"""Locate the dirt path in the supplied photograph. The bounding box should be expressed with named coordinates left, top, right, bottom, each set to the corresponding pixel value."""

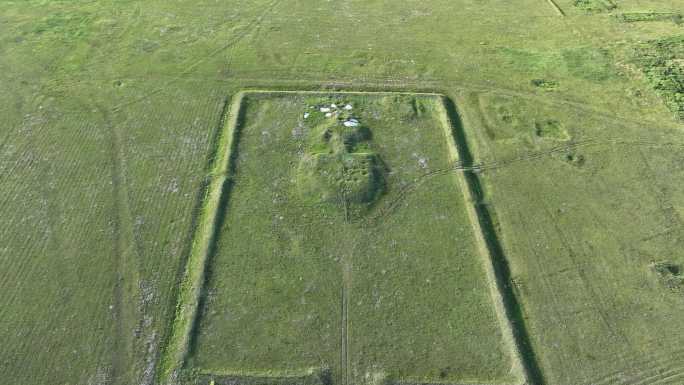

left=99, top=104, right=142, bottom=384
left=340, top=201, right=352, bottom=385
left=340, top=269, right=351, bottom=385
left=545, top=0, right=565, bottom=16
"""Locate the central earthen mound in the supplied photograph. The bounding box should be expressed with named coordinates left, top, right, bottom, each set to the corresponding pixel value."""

left=296, top=119, right=384, bottom=210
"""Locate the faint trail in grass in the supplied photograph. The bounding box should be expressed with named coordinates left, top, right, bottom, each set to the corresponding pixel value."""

left=180, top=0, right=282, bottom=76
left=340, top=200, right=352, bottom=385
left=53, top=72, right=681, bottom=134
left=540, top=202, right=631, bottom=344
left=589, top=347, right=684, bottom=385
left=636, top=147, right=684, bottom=230
left=112, top=0, right=282, bottom=113
left=98, top=104, right=142, bottom=384
left=390, top=381, right=509, bottom=385
left=477, top=139, right=684, bottom=172
left=103, top=105, right=127, bottom=384
left=0, top=130, right=12, bottom=158
left=340, top=276, right=350, bottom=385
left=368, top=137, right=684, bottom=225
left=226, top=75, right=668, bottom=130
left=82, top=4, right=141, bottom=78
left=636, top=365, right=684, bottom=385
left=545, top=0, right=566, bottom=16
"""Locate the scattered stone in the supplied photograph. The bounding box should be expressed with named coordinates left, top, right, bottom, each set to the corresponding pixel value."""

left=344, top=104, right=353, bottom=110
left=303, top=112, right=310, bottom=119
left=343, top=118, right=360, bottom=127
left=320, top=107, right=331, bottom=113
left=325, top=112, right=333, bottom=118
left=330, top=103, right=337, bottom=109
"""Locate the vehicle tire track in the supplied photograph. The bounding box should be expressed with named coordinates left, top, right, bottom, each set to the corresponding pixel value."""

left=111, top=0, right=283, bottom=114
left=540, top=202, right=630, bottom=345
left=584, top=339, right=684, bottom=385
left=365, top=137, right=684, bottom=227
left=99, top=104, right=143, bottom=385
left=340, top=275, right=350, bottom=385
left=589, top=347, right=684, bottom=385
left=545, top=0, right=566, bottom=16
left=340, top=200, right=353, bottom=385
left=651, top=371, right=684, bottom=385
left=50, top=72, right=683, bottom=133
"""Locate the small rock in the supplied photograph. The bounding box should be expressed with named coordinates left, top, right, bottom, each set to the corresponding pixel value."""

left=343, top=118, right=360, bottom=127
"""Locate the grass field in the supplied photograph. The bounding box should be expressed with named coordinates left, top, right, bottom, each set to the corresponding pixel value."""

left=181, top=92, right=522, bottom=385
left=1, top=0, right=684, bottom=384
left=457, top=91, right=684, bottom=385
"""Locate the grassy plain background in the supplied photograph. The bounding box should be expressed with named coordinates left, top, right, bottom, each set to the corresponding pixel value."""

left=1, top=0, right=684, bottom=384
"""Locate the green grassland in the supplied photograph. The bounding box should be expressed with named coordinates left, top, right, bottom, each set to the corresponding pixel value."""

left=1, top=0, right=684, bottom=384
left=186, top=93, right=519, bottom=385
left=457, top=91, right=684, bottom=385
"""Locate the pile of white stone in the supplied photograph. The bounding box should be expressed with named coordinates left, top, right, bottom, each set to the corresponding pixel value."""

left=343, top=118, right=359, bottom=127
left=303, top=102, right=359, bottom=127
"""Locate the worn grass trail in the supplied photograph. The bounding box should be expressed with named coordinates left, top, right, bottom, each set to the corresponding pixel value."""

left=545, top=0, right=565, bottom=16
left=340, top=263, right=351, bottom=385
left=100, top=103, right=141, bottom=384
